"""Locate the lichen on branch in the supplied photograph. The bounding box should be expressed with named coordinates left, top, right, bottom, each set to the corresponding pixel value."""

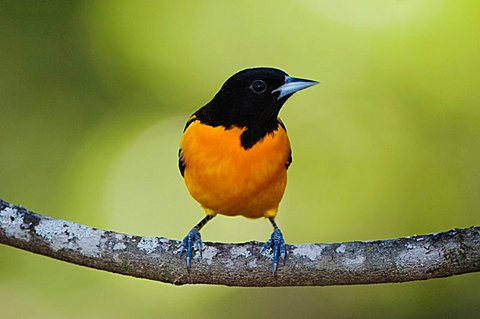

left=1, top=198, right=479, bottom=287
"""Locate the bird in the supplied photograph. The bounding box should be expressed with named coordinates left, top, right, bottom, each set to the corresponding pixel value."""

left=177, top=67, right=318, bottom=272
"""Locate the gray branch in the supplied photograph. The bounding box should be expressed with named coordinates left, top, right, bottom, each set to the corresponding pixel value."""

left=1, top=198, right=479, bottom=287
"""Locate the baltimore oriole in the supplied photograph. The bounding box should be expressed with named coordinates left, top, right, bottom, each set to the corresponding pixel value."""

left=177, top=67, right=318, bottom=271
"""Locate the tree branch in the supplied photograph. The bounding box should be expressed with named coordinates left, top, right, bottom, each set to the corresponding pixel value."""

left=1, top=198, right=479, bottom=287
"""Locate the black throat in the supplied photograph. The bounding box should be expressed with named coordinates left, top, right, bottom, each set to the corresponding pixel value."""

left=193, top=104, right=280, bottom=150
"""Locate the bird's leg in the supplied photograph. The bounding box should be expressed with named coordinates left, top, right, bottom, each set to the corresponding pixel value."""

left=260, top=217, right=287, bottom=273
left=177, top=214, right=215, bottom=268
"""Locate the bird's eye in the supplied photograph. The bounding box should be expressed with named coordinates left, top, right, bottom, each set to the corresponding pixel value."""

left=250, top=80, right=267, bottom=94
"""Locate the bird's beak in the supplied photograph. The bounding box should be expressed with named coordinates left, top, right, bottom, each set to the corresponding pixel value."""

left=272, top=75, right=319, bottom=100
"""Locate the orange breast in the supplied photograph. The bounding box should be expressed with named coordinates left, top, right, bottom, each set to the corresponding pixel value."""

left=180, top=120, right=290, bottom=219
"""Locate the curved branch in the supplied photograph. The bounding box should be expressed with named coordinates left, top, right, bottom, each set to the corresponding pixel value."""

left=1, top=198, right=479, bottom=287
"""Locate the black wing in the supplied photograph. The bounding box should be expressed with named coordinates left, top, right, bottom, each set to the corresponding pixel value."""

left=277, top=118, right=292, bottom=170
left=178, top=115, right=197, bottom=177
left=286, top=148, right=292, bottom=169
left=178, top=149, right=186, bottom=177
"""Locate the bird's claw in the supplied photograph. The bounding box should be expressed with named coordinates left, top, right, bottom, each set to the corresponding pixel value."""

left=176, top=228, right=203, bottom=268
left=261, top=228, right=286, bottom=273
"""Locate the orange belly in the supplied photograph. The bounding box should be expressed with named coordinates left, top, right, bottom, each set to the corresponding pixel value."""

left=180, top=120, right=290, bottom=219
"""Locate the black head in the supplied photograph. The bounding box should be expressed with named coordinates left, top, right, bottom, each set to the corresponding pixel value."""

left=196, top=67, right=318, bottom=128
left=193, top=67, right=318, bottom=148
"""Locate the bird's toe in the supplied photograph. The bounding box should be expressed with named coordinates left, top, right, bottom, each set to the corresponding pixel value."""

left=261, top=228, right=286, bottom=273
left=177, top=228, right=203, bottom=268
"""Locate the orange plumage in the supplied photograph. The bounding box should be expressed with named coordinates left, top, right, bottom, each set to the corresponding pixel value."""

left=181, top=117, right=290, bottom=219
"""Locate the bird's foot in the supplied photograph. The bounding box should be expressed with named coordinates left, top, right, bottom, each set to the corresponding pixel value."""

left=176, top=228, right=203, bottom=268
left=260, top=228, right=286, bottom=273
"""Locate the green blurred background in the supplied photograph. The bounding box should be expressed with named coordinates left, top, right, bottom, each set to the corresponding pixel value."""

left=1, top=1, right=479, bottom=318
